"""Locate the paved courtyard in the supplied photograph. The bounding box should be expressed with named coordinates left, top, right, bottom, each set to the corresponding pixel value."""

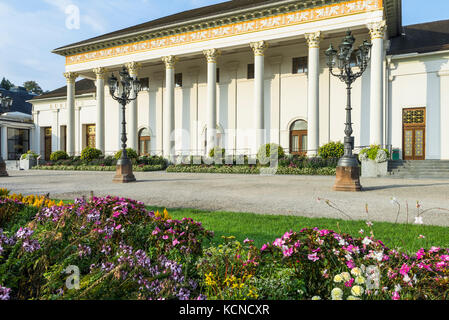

left=2, top=170, right=449, bottom=226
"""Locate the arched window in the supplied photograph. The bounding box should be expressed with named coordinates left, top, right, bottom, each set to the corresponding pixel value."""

left=290, top=120, right=308, bottom=155
left=138, top=128, right=151, bottom=156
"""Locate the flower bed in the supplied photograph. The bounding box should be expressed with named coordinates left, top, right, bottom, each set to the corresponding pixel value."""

left=33, top=164, right=165, bottom=172
left=167, top=165, right=336, bottom=176
left=1, top=192, right=448, bottom=300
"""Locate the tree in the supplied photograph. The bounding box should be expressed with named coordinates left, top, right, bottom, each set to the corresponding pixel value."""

left=23, top=81, right=44, bottom=95
left=0, top=78, right=14, bottom=90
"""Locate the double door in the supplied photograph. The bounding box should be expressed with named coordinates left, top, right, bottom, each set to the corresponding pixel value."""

left=403, top=108, right=426, bottom=161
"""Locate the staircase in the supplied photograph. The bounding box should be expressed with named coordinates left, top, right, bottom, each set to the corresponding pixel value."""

left=389, top=160, right=449, bottom=179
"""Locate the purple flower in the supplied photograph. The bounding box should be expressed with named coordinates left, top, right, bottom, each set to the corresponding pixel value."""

left=0, top=286, right=11, bottom=300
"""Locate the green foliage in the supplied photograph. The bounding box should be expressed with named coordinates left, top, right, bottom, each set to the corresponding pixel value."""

left=208, top=147, right=226, bottom=158
left=0, top=77, right=14, bottom=90
left=23, top=81, right=43, bottom=95
left=80, top=147, right=102, bottom=162
left=359, top=145, right=390, bottom=162
left=115, top=148, right=138, bottom=160
left=20, top=151, right=39, bottom=160
left=318, top=141, right=344, bottom=160
left=33, top=164, right=164, bottom=172
left=50, top=151, right=69, bottom=162
left=257, top=144, right=285, bottom=164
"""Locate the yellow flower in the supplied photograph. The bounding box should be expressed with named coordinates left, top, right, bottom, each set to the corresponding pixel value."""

left=341, top=272, right=351, bottom=282
left=355, top=276, right=366, bottom=285
left=331, top=288, right=343, bottom=300
left=312, top=296, right=321, bottom=300
left=347, top=295, right=361, bottom=300
left=351, top=285, right=364, bottom=297
left=334, top=274, right=343, bottom=283
left=351, top=267, right=362, bottom=277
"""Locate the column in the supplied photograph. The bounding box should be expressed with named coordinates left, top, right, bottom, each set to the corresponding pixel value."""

left=250, top=41, right=268, bottom=154
left=162, top=56, right=177, bottom=159
left=0, top=126, right=6, bottom=159
left=93, top=67, right=108, bottom=154
left=203, top=49, right=221, bottom=153
left=305, top=31, right=321, bottom=156
left=368, top=20, right=387, bottom=146
left=52, top=110, right=59, bottom=151
left=76, top=105, right=81, bottom=154
left=126, top=62, right=141, bottom=152
left=63, top=72, right=78, bottom=156
left=32, top=111, right=41, bottom=157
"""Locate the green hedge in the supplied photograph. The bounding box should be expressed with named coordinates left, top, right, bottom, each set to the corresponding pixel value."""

left=33, top=164, right=164, bottom=172
left=167, top=165, right=336, bottom=176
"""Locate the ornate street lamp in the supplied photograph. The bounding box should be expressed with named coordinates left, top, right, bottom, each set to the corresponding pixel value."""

left=325, top=31, right=372, bottom=192
left=0, top=91, right=13, bottom=177
left=108, top=67, right=142, bottom=183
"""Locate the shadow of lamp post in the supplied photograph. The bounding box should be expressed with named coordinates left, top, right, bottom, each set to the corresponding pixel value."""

left=325, top=31, right=372, bottom=192
left=0, top=92, right=13, bottom=177
left=108, top=67, right=141, bottom=183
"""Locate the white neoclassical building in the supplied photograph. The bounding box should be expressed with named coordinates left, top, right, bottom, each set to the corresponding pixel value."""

left=29, top=0, right=449, bottom=161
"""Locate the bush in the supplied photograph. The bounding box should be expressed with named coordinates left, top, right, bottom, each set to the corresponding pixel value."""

left=208, top=147, right=226, bottom=158
left=318, top=142, right=344, bottom=160
left=257, top=144, right=285, bottom=165
left=359, top=145, right=390, bottom=163
left=50, top=151, right=69, bottom=162
left=115, top=148, right=138, bottom=160
left=20, top=151, right=39, bottom=160
left=80, top=147, right=102, bottom=162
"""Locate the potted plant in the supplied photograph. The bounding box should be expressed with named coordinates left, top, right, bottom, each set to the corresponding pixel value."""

left=20, top=151, right=39, bottom=170
left=359, top=145, right=390, bottom=178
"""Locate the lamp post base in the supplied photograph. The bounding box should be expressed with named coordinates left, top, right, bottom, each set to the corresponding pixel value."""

left=0, top=160, right=8, bottom=177
left=113, top=159, right=136, bottom=183
left=333, top=166, right=362, bottom=192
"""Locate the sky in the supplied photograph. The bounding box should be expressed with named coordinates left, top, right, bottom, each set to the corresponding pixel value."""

left=0, top=0, right=448, bottom=92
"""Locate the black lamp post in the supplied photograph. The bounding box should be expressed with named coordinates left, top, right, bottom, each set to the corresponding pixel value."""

left=0, top=92, right=13, bottom=177
left=325, top=31, right=372, bottom=192
left=108, top=67, right=141, bottom=183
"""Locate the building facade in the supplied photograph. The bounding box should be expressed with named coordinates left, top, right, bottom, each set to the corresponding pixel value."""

left=29, top=0, right=449, bottom=161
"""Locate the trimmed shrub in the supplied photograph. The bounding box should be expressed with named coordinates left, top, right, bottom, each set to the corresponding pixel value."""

left=115, top=148, right=138, bottom=160
left=50, top=151, right=69, bottom=162
left=80, top=147, right=102, bottom=162
left=20, top=151, right=39, bottom=160
left=209, top=147, right=226, bottom=158
left=359, top=145, right=390, bottom=163
left=318, top=142, right=344, bottom=160
left=257, top=144, right=285, bottom=164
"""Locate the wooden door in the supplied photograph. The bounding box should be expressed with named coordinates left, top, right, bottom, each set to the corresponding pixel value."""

left=139, top=136, right=150, bottom=156
left=86, top=125, right=96, bottom=149
left=44, top=127, right=52, bottom=161
left=403, top=108, right=426, bottom=160
left=290, top=130, right=308, bottom=156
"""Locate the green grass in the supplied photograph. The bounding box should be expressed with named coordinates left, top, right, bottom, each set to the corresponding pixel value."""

left=147, top=206, right=449, bottom=254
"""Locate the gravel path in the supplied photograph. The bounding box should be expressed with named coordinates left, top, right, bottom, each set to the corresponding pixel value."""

left=2, top=170, right=449, bottom=226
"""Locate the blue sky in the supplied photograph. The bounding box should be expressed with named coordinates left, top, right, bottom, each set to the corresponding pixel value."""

left=0, top=0, right=448, bottom=92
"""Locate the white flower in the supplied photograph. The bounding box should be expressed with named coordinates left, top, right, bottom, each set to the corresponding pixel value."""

left=362, top=237, right=373, bottom=245
left=375, top=149, right=388, bottom=163
left=394, top=284, right=402, bottom=292
left=359, top=152, right=368, bottom=161
left=414, top=216, right=424, bottom=225
left=312, top=296, right=321, bottom=300
left=403, top=275, right=411, bottom=283
left=339, top=239, right=348, bottom=246
left=374, top=251, right=384, bottom=262
left=331, top=288, right=344, bottom=300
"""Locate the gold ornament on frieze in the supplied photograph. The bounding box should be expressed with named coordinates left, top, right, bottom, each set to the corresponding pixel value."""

left=250, top=41, right=269, bottom=56
left=125, top=62, right=142, bottom=76
left=63, top=72, right=79, bottom=84
left=93, top=67, right=108, bottom=80
left=305, top=31, right=322, bottom=49
left=368, top=20, right=387, bottom=40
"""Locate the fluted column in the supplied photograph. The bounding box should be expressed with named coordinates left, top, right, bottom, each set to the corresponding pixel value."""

left=63, top=72, right=78, bottom=156
left=305, top=31, right=321, bottom=156
left=203, top=49, right=221, bottom=153
left=162, top=56, right=177, bottom=159
left=250, top=41, right=268, bottom=154
left=93, top=67, right=107, bottom=154
left=126, top=62, right=141, bottom=151
left=368, top=21, right=387, bottom=146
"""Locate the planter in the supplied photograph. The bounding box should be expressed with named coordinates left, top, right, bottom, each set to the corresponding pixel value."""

left=361, top=159, right=388, bottom=178
left=19, top=158, right=37, bottom=170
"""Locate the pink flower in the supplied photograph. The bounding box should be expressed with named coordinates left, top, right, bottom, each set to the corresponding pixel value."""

left=115, top=225, right=122, bottom=230
left=273, top=238, right=285, bottom=248
left=429, top=246, right=441, bottom=253
left=162, top=235, right=169, bottom=240
left=261, top=244, right=269, bottom=251
left=344, top=279, right=354, bottom=287
left=282, top=231, right=293, bottom=240
left=308, top=253, right=320, bottom=262
left=346, top=260, right=356, bottom=269
left=392, top=291, right=400, bottom=300
left=399, top=264, right=411, bottom=276
left=172, top=239, right=180, bottom=246
left=283, top=247, right=294, bottom=257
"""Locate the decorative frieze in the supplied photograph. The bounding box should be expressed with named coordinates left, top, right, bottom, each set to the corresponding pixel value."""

left=305, top=31, right=322, bottom=49
left=251, top=41, right=269, bottom=56
left=203, top=49, right=221, bottom=64
left=368, top=20, right=387, bottom=40
left=162, top=56, right=178, bottom=69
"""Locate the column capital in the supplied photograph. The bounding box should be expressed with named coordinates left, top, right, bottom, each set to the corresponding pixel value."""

left=93, top=67, right=109, bottom=80
left=125, top=62, right=142, bottom=76
left=368, top=20, right=387, bottom=40
left=250, top=41, right=269, bottom=56
left=203, top=49, right=221, bottom=63
left=162, top=56, right=178, bottom=69
left=63, top=72, right=79, bottom=84
left=305, top=31, right=322, bottom=49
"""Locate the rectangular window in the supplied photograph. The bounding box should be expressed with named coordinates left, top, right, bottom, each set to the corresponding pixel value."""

left=216, top=68, right=220, bottom=83
left=292, top=57, right=308, bottom=74
left=7, top=128, right=30, bottom=160
left=140, top=77, right=149, bottom=90
left=247, top=64, right=255, bottom=79
left=175, top=73, right=183, bottom=87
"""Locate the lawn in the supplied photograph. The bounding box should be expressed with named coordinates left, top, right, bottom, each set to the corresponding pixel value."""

left=147, top=206, right=449, bottom=254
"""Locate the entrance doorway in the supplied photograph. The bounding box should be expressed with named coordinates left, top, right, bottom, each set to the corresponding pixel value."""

left=86, top=125, right=96, bottom=149
left=402, top=108, right=426, bottom=160
left=290, top=120, right=308, bottom=156
left=44, top=127, right=52, bottom=161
